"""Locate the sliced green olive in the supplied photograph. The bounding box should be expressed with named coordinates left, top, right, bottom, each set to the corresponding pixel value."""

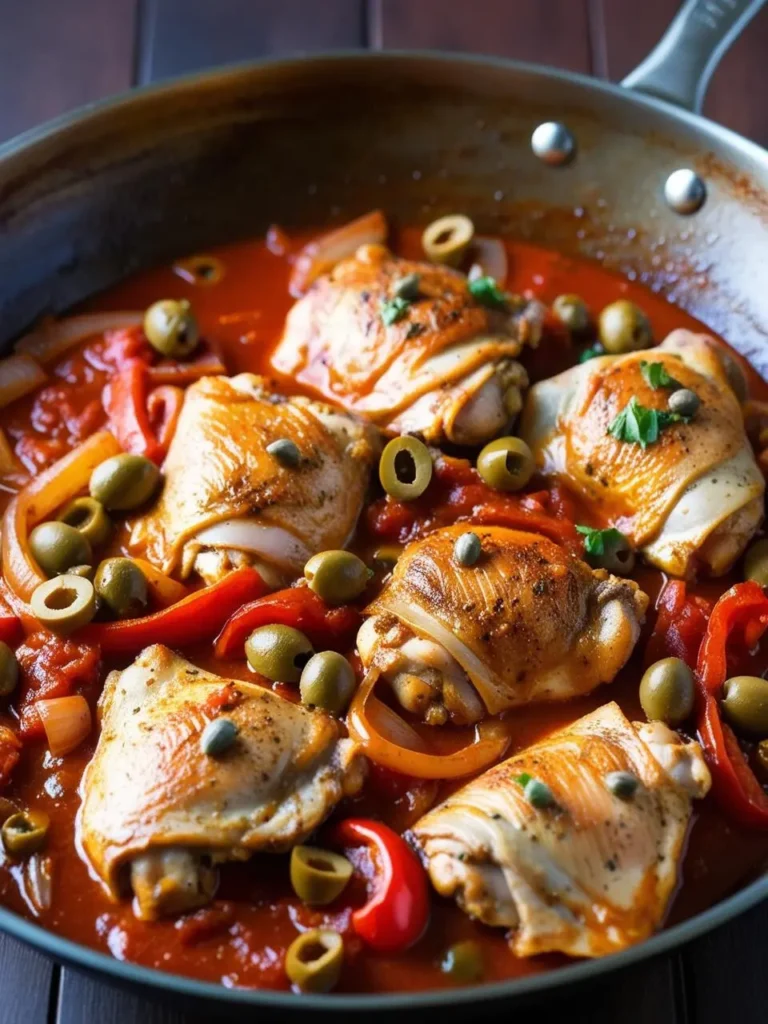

left=598, top=300, right=652, bottom=354
left=0, top=643, right=19, bottom=698
left=421, top=214, right=474, bottom=266
left=89, top=453, right=161, bottom=511
left=29, top=521, right=92, bottom=578
left=454, top=532, right=481, bottom=567
left=744, top=538, right=768, bottom=588
left=143, top=298, right=200, bottom=358
left=245, top=624, right=314, bottom=683
left=299, top=651, right=356, bottom=714
left=441, top=940, right=484, bottom=984
left=285, top=928, right=344, bottom=993
left=1, top=810, right=49, bottom=857
left=290, top=845, right=353, bottom=906
left=304, top=550, right=369, bottom=605
left=668, top=388, right=700, bottom=418
left=722, top=676, right=768, bottom=737
left=604, top=770, right=639, bottom=800
left=58, top=497, right=112, bottom=548
left=94, top=558, right=148, bottom=619
left=200, top=717, right=238, bottom=756
left=476, top=436, right=534, bottom=492
left=639, top=657, right=694, bottom=726
left=552, top=294, right=590, bottom=334
left=379, top=436, right=433, bottom=501
left=30, top=575, right=96, bottom=635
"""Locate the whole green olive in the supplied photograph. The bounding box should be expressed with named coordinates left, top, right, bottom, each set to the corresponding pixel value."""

left=639, top=657, right=695, bottom=726
left=143, top=298, right=200, bottom=358
left=744, top=538, right=768, bottom=588
left=441, top=940, right=484, bottom=984
left=722, top=676, right=768, bottom=737
left=598, top=300, right=652, bottom=354
left=476, top=436, right=534, bottom=492
left=30, top=575, right=96, bottom=635
left=29, top=521, right=92, bottom=577
left=245, top=624, right=314, bottom=683
left=299, top=651, right=356, bottom=714
left=89, top=453, right=161, bottom=511
left=1, top=810, right=49, bottom=857
left=285, top=929, right=344, bottom=993
left=0, top=643, right=19, bottom=698
left=552, top=294, right=590, bottom=334
left=94, top=558, right=148, bottom=619
left=290, top=845, right=353, bottom=906
left=58, top=496, right=112, bottom=548
left=379, top=436, right=433, bottom=501
left=304, top=550, right=370, bottom=605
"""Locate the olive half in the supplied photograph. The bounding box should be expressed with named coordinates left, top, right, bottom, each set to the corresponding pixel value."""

left=285, top=929, right=344, bottom=993
left=290, top=845, right=353, bottom=906
left=30, top=575, right=96, bottom=635
left=379, top=436, right=433, bottom=501
left=476, top=436, right=534, bottom=492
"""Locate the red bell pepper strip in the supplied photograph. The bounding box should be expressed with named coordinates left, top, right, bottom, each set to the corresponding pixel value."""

left=80, top=566, right=268, bottom=654
left=695, top=581, right=768, bottom=829
left=102, top=359, right=164, bottom=464
left=214, top=586, right=361, bottom=659
left=645, top=580, right=712, bottom=669
left=0, top=615, right=21, bottom=646
left=331, top=818, right=429, bottom=953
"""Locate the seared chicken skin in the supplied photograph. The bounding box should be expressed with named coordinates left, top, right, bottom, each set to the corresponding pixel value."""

left=358, top=526, right=648, bottom=725
left=271, top=244, right=542, bottom=445
left=520, top=330, right=764, bottom=577
left=130, top=373, right=379, bottom=586
left=411, top=702, right=711, bottom=958
left=77, top=646, right=365, bottom=920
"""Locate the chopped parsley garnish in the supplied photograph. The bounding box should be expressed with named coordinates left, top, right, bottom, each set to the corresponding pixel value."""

left=579, top=343, right=604, bottom=363
left=576, top=525, right=628, bottom=558
left=381, top=295, right=411, bottom=326
left=607, top=397, right=688, bottom=449
left=468, top=275, right=510, bottom=310
left=640, top=360, right=679, bottom=390
left=514, top=772, right=532, bottom=787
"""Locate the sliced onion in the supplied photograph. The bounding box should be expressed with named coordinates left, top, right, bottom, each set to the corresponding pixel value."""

left=131, top=558, right=189, bottom=607
left=22, top=854, right=53, bottom=914
left=0, top=355, right=47, bottom=409
left=15, top=312, right=143, bottom=365
left=347, top=668, right=510, bottom=779
left=366, top=695, right=427, bottom=752
left=37, top=695, right=92, bottom=756
left=468, top=236, right=508, bottom=285
left=289, top=210, right=388, bottom=297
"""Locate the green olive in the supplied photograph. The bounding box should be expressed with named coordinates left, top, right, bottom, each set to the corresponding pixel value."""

left=285, top=928, right=344, bottom=993
left=441, top=940, right=484, bottom=984
left=299, top=651, right=356, bottom=714
left=245, top=624, right=314, bottom=683
left=422, top=214, right=474, bottom=266
left=58, top=496, right=112, bottom=548
left=1, top=810, right=49, bottom=857
left=89, top=453, right=161, bottom=511
left=552, top=294, right=590, bottom=334
left=598, top=300, right=652, bottom=354
left=722, top=676, right=768, bottom=737
left=744, top=538, right=768, bottom=587
left=379, top=436, right=433, bottom=501
left=639, top=657, right=695, bottom=726
left=29, top=521, right=92, bottom=578
left=290, top=845, right=353, bottom=906
left=0, top=643, right=19, bottom=698
left=94, top=558, right=148, bottom=619
left=304, top=550, right=369, bottom=605
left=30, top=575, right=96, bottom=635
left=476, top=436, right=534, bottom=492
left=143, top=298, right=200, bottom=358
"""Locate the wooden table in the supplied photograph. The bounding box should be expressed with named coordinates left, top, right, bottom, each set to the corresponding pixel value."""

left=0, top=1, right=767, bottom=1021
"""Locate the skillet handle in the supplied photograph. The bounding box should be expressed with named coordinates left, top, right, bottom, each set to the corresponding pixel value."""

left=622, top=0, right=766, bottom=112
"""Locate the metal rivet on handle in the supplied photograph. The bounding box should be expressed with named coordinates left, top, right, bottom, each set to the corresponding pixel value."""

left=531, top=122, right=575, bottom=166
left=664, top=169, right=707, bottom=214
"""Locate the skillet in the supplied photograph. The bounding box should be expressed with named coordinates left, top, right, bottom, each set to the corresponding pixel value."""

left=0, top=0, right=767, bottom=1016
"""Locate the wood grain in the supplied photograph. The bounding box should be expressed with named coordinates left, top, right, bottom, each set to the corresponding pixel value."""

left=0, top=933, right=55, bottom=1024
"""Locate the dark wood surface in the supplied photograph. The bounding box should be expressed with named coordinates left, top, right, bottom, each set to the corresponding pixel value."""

left=0, top=1, right=766, bottom=1021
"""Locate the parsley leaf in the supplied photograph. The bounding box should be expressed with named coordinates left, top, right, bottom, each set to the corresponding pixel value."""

left=640, top=360, right=679, bottom=390
left=514, top=772, right=532, bottom=787
left=468, top=275, right=510, bottom=310
left=607, top=397, right=688, bottom=449
left=381, top=296, right=411, bottom=326
left=576, top=525, right=628, bottom=557
left=579, top=343, right=604, bottom=363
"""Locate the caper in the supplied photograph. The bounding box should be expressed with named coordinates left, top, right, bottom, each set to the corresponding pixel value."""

left=143, top=298, right=200, bottom=358
left=744, top=538, right=768, bottom=588
left=668, top=388, right=700, bottom=418
left=304, top=550, right=369, bottom=605
left=58, top=496, right=112, bottom=548
left=441, top=940, right=484, bottom=984
left=422, top=214, right=474, bottom=266
left=639, top=657, right=695, bottom=726
left=285, top=928, right=344, bottom=993
left=290, top=845, right=353, bottom=906
left=476, top=436, right=534, bottom=492
left=266, top=438, right=301, bottom=468
left=94, top=558, right=148, bottom=619
left=30, top=575, right=96, bottom=635
left=719, top=348, right=748, bottom=402
left=552, top=294, right=590, bottom=334
left=605, top=770, right=639, bottom=800
left=200, top=717, right=238, bottom=757
left=379, top=435, right=433, bottom=501
left=454, top=532, right=481, bottom=567
left=392, top=273, right=421, bottom=301
left=299, top=651, right=356, bottom=714
left=1, top=810, right=49, bottom=857
left=29, top=521, right=92, bottom=578
left=245, top=624, right=314, bottom=683
left=89, top=453, right=161, bottom=511
left=598, top=300, right=652, bottom=354
left=524, top=777, right=556, bottom=810
left=0, top=643, right=19, bottom=698
left=722, top=676, right=768, bottom=737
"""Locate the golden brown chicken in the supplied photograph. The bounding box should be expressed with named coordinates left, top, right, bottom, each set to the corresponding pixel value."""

left=411, top=702, right=710, bottom=958
left=520, top=329, right=764, bottom=577
left=77, top=646, right=365, bottom=920
left=271, top=243, right=542, bottom=445
left=130, top=373, right=380, bottom=586
left=357, top=525, right=648, bottom=725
